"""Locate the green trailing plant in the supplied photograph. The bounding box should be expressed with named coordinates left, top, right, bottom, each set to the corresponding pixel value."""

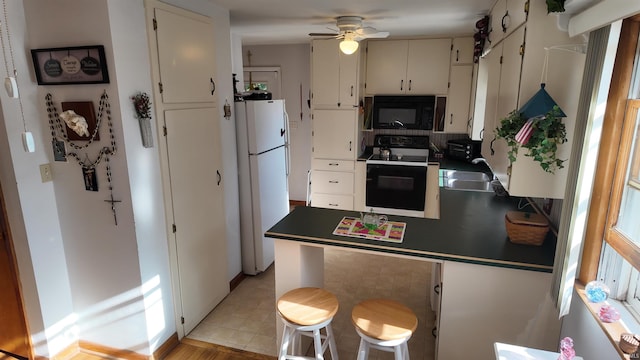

left=495, top=106, right=567, bottom=174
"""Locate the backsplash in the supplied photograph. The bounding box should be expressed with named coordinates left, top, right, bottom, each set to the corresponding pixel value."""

left=362, top=129, right=470, bottom=150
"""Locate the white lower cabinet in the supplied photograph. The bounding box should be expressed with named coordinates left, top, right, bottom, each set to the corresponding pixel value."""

left=310, top=159, right=355, bottom=210
left=436, top=261, right=560, bottom=360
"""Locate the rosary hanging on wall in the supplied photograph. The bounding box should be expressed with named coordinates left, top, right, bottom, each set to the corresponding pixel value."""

left=45, top=90, right=122, bottom=225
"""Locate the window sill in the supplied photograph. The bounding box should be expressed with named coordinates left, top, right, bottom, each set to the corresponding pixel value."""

left=575, top=282, right=640, bottom=359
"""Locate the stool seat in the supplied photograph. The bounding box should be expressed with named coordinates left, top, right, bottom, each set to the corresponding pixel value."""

left=352, top=299, right=418, bottom=341
left=278, top=287, right=339, bottom=326
left=277, top=287, right=339, bottom=360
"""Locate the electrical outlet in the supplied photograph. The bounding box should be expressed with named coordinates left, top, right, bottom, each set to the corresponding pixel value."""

left=39, top=164, right=53, bottom=182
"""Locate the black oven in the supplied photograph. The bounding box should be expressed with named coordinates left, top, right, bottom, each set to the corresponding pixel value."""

left=366, top=164, right=427, bottom=211
left=372, top=95, right=435, bottom=130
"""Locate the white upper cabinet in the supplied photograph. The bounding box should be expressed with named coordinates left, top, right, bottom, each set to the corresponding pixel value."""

left=311, top=39, right=359, bottom=108
left=445, top=65, right=473, bottom=133
left=312, top=109, right=358, bottom=160
left=365, top=39, right=451, bottom=95
left=488, top=0, right=528, bottom=48
left=451, top=37, right=475, bottom=65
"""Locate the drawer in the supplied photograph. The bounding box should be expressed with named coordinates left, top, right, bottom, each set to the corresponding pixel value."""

left=311, top=193, right=354, bottom=210
left=312, top=171, right=354, bottom=194
left=312, top=159, right=355, bottom=171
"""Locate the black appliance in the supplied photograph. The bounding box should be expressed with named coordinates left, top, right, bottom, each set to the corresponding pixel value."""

left=447, top=138, right=481, bottom=162
left=365, top=135, right=429, bottom=216
left=372, top=95, right=435, bottom=130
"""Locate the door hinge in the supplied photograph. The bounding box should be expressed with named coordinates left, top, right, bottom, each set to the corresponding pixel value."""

left=181, top=316, right=184, bottom=324
left=172, top=224, right=177, bottom=233
left=448, top=82, right=450, bottom=89
left=163, top=126, right=167, bottom=136
left=158, top=82, right=163, bottom=94
left=520, top=42, right=525, bottom=56
left=524, top=0, right=530, bottom=16
left=153, top=18, right=157, bottom=30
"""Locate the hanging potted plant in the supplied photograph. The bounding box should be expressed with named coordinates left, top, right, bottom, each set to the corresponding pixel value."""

left=495, top=105, right=567, bottom=174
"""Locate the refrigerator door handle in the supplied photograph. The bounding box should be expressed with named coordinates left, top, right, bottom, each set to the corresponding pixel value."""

left=284, top=109, right=291, bottom=177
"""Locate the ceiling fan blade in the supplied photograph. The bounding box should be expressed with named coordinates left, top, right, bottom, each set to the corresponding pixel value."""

left=309, top=32, right=339, bottom=37
left=359, top=31, right=389, bottom=39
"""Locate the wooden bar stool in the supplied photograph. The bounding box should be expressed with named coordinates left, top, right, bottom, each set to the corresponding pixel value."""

left=351, top=299, right=418, bottom=360
left=277, top=287, right=339, bottom=360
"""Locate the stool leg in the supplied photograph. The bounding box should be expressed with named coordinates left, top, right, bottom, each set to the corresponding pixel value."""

left=325, top=324, right=339, bottom=360
left=402, top=342, right=410, bottom=360
left=356, top=339, right=368, bottom=360
left=279, top=324, right=292, bottom=360
left=393, top=345, right=403, bottom=360
left=312, top=329, right=324, bottom=360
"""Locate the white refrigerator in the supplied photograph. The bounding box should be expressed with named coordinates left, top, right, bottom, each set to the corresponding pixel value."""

left=236, top=99, right=290, bottom=275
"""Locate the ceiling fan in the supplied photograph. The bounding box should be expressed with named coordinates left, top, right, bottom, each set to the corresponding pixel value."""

left=309, top=16, right=389, bottom=54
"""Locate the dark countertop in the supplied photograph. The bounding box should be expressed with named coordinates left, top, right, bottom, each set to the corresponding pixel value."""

left=266, top=189, right=556, bottom=272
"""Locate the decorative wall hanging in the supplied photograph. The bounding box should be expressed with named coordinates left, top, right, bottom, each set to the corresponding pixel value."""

left=131, top=92, right=153, bottom=148
left=60, top=101, right=99, bottom=141
left=46, top=90, right=121, bottom=225
left=31, top=45, right=109, bottom=85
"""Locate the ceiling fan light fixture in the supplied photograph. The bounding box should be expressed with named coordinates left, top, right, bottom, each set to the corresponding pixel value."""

left=340, top=34, right=359, bottom=55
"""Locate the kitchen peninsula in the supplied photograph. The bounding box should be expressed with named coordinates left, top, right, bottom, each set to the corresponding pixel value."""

left=266, top=189, right=560, bottom=359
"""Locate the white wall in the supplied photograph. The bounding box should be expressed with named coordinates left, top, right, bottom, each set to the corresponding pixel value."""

left=242, top=44, right=312, bottom=202
left=0, top=0, right=75, bottom=357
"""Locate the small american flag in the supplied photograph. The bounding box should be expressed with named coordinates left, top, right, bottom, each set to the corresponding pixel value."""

left=515, top=115, right=543, bottom=145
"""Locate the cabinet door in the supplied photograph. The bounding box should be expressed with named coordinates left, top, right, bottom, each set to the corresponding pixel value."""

left=338, top=49, right=359, bottom=107
left=311, top=39, right=341, bottom=107
left=479, top=43, right=502, bottom=166
left=452, top=37, right=475, bottom=65
left=155, top=8, right=217, bottom=105
left=445, top=65, right=473, bottom=133
left=312, top=109, right=357, bottom=160
left=489, top=0, right=507, bottom=47
left=406, top=38, right=451, bottom=95
left=365, top=40, right=408, bottom=94
left=494, top=26, right=525, bottom=190
left=506, top=0, right=528, bottom=35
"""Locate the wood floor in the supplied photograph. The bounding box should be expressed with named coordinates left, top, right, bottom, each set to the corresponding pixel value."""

left=68, top=339, right=276, bottom=360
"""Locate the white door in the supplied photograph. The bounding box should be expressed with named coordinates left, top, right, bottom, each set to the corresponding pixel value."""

left=146, top=0, right=228, bottom=337
left=165, top=107, right=229, bottom=334
left=311, top=39, right=341, bottom=107
left=406, top=38, right=452, bottom=95
left=154, top=7, right=217, bottom=104
left=365, top=40, right=408, bottom=94
left=446, top=65, right=473, bottom=133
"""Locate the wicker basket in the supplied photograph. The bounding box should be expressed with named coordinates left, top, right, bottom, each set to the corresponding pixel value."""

left=505, top=211, right=549, bottom=246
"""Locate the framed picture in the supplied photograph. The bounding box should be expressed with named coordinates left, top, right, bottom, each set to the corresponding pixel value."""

left=31, top=45, right=109, bottom=85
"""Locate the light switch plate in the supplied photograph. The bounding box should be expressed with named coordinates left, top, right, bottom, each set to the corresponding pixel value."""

left=39, top=164, right=52, bottom=182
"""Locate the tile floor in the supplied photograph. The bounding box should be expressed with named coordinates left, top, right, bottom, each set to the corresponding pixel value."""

left=187, top=248, right=436, bottom=360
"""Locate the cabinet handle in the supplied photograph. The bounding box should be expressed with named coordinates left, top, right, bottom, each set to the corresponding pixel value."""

left=501, top=11, right=510, bottom=33
left=449, top=114, right=453, bottom=125
left=400, top=79, right=403, bottom=91
left=210, top=78, right=216, bottom=95
left=434, top=284, right=440, bottom=295
left=432, top=326, right=438, bottom=338
left=329, top=180, right=339, bottom=184
left=480, top=128, right=484, bottom=140
left=350, top=85, right=354, bottom=97
left=216, top=170, right=221, bottom=186
left=349, top=141, right=352, bottom=151
left=329, top=163, right=339, bottom=166
left=408, top=79, right=412, bottom=91
left=490, top=136, right=496, bottom=156
left=456, top=49, right=459, bottom=62
left=329, top=203, right=339, bottom=207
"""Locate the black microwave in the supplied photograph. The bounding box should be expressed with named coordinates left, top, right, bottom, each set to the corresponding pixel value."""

left=372, top=95, right=435, bottom=130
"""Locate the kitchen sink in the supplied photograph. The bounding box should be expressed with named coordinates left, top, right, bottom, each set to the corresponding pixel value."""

left=440, top=170, right=491, bottom=182
left=440, top=170, right=494, bottom=192
left=444, top=179, right=494, bottom=192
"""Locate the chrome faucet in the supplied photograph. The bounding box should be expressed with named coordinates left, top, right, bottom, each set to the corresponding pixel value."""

left=471, top=158, right=497, bottom=180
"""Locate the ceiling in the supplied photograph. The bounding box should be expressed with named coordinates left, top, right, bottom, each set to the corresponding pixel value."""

left=208, top=0, right=602, bottom=45
left=208, top=0, right=497, bottom=45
